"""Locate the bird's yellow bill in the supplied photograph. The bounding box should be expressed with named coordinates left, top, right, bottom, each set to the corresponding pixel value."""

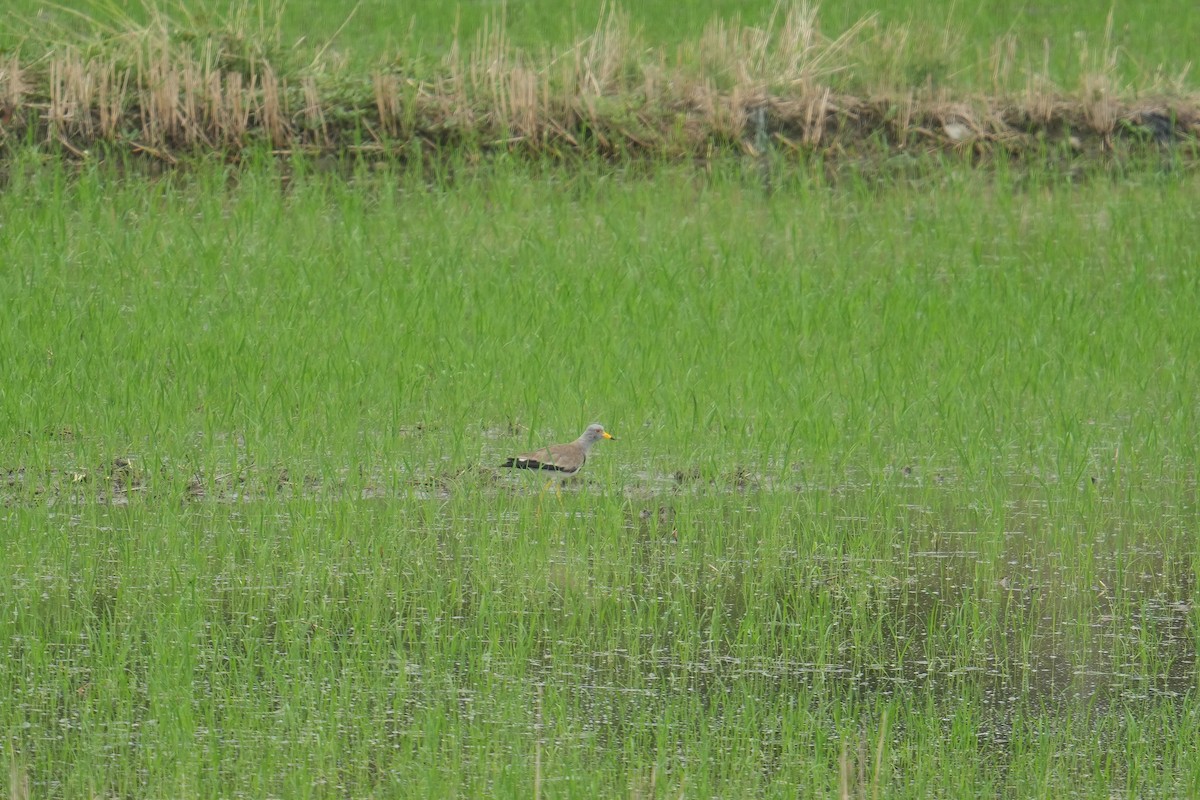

left=603, top=431, right=616, bottom=440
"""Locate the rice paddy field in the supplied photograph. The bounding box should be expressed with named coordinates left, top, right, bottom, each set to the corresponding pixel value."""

left=2, top=155, right=1197, bottom=798
left=2, top=2, right=1200, bottom=799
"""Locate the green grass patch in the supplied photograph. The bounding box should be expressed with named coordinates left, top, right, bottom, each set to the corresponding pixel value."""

left=4, top=0, right=1199, bottom=88
left=1, top=157, right=1199, bottom=796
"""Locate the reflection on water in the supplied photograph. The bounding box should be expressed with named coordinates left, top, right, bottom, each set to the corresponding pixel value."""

left=544, top=536, right=1194, bottom=734
left=5, top=466, right=1196, bottom=789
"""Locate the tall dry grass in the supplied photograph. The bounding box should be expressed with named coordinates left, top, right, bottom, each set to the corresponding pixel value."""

left=0, top=1, right=1195, bottom=162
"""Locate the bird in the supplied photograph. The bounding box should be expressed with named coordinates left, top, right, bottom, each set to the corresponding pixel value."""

left=501, top=423, right=616, bottom=482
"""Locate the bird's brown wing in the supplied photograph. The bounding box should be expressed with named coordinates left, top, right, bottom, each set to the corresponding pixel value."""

left=501, top=444, right=581, bottom=473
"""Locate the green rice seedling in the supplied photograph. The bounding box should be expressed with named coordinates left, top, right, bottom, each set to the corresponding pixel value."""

left=0, top=154, right=1198, bottom=796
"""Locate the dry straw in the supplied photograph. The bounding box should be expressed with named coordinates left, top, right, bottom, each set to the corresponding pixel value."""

left=0, top=1, right=1196, bottom=162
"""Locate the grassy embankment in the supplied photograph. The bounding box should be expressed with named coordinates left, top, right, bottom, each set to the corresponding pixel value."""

left=0, top=1, right=1196, bottom=164
left=2, top=157, right=1199, bottom=795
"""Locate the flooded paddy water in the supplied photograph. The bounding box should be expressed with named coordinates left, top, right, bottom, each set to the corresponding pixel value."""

left=4, top=446, right=1195, bottom=796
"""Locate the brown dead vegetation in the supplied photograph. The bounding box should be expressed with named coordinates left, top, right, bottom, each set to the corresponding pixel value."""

left=0, top=4, right=1196, bottom=165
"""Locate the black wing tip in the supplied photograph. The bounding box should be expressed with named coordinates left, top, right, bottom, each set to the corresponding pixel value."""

left=501, top=457, right=573, bottom=473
